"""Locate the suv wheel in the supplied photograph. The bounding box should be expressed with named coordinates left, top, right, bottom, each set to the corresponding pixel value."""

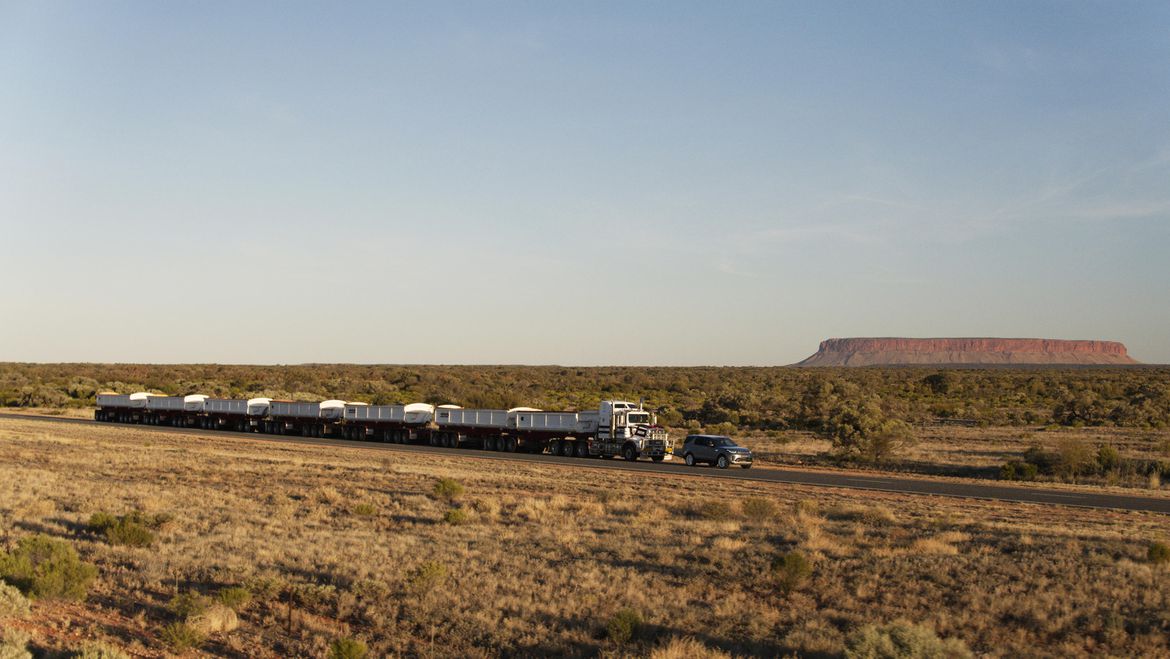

left=716, top=454, right=729, bottom=469
left=685, top=453, right=695, bottom=466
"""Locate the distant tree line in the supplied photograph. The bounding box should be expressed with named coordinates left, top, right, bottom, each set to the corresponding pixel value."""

left=2, top=363, right=1168, bottom=434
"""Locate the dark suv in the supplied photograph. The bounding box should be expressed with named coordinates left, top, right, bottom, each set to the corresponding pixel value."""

left=681, top=435, right=753, bottom=469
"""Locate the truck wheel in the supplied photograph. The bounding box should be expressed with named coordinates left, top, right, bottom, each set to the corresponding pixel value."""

left=622, top=444, right=637, bottom=461
left=575, top=441, right=589, bottom=458
left=717, top=455, right=729, bottom=469
left=506, top=437, right=518, bottom=452
left=548, top=440, right=561, bottom=456
left=562, top=441, right=575, bottom=457
left=685, top=453, right=695, bottom=466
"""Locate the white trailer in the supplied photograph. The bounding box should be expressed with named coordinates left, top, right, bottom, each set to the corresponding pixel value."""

left=95, top=392, right=157, bottom=422
left=431, top=406, right=509, bottom=448
left=267, top=400, right=349, bottom=438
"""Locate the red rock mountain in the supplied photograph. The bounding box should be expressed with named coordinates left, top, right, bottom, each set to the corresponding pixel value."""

left=795, top=337, right=1139, bottom=366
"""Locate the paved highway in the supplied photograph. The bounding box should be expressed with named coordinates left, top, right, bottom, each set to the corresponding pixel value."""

left=7, top=413, right=1170, bottom=515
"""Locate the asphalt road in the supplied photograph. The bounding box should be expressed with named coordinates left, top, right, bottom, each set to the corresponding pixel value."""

left=8, top=413, right=1170, bottom=515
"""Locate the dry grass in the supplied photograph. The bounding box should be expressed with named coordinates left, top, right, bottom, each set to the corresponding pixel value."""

left=1, top=417, right=1169, bottom=657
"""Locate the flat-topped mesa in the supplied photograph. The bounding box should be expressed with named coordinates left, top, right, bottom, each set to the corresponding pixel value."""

left=795, top=337, right=1139, bottom=366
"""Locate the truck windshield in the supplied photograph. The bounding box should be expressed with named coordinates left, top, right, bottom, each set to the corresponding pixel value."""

left=628, top=412, right=650, bottom=424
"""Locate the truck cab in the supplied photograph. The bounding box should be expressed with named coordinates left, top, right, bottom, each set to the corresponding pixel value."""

left=596, top=400, right=672, bottom=461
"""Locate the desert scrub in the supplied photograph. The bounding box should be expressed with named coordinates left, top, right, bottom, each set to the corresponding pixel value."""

left=72, top=642, right=130, bottom=659
left=694, top=500, right=732, bottom=520
left=87, top=511, right=169, bottom=547
left=606, top=607, right=642, bottom=645
left=1148, top=541, right=1170, bottom=564
left=433, top=477, right=465, bottom=502
left=351, top=502, right=377, bottom=516
left=1, top=628, right=32, bottom=659
left=0, top=535, right=97, bottom=601
left=327, top=637, right=368, bottom=659
left=168, top=591, right=213, bottom=619
left=844, top=620, right=972, bottom=659
left=216, top=585, right=252, bottom=611
left=0, top=581, right=31, bottom=618
left=407, top=561, right=447, bottom=596
left=442, top=508, right=469, bottom=525
left=771, top=551, right=812, bottom=594
left=741, top=496, right=777, bottom=521
left=159, top=622, right=204, bottom=652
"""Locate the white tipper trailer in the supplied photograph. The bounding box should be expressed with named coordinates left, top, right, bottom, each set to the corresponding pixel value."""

left=266, top=400, right=349, bottom=438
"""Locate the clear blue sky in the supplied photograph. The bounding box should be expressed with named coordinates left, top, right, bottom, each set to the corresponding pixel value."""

left=2, top=2, right=1168, bottom=364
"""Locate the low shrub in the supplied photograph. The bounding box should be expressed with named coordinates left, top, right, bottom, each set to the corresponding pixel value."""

left=0, top=535, right=97, bottom=601
left=433, top=478, right=465, bottom=502
left=159, top=622, right=204, bottom=652
left=87, top=511, right=167, bottom=547
left=0, top=581, right=31, bottom=618
left=216, top=586, right=252, bottom=611
left=71, top=642, right=130, bottom=659
left=695, top=500, right=732, bottom=521
left=844, top=619, right=972, bottom=659
left=407, top=561, right=447, bottom=596
left=327, top=637, right=368, bottom=659
left=741, top=497, right=777, bottom=521
left=606, top=607, right=642, bottom=645
left=770, top=551, right=812, bottom=594
left=443, top=508, right=469, bottom=525
left=168, top=591, right=212, bottom=619
left=1148, top=541, right=1170, bottom=564
left=351, top=502, right=377, bottom=517
left=1, top=628, right=31, bottom=659
left=1000, top=461, right=1038, bottom=481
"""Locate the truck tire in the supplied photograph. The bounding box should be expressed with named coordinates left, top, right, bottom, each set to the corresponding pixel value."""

left=548, top=440, right=561, bottom=456
left=561, top=441, right=575, bottom=457
left=622, top=444, right=637, bottom=461
left=505, top=437, right=518, bottom=452
left=575, top=441, right=589, bottom=458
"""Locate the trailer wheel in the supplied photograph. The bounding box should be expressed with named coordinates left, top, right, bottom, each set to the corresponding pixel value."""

left=561, top=441, right=575, bottom=457
left=505, top=437, right=517, bottom=452
left=575, top=441, right=589, bottom=458
left=622, top=444, right=638, bottom=461
left=548, top=440, right=561, bottom=456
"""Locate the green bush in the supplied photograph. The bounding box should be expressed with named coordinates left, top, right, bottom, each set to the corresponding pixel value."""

left=741, top=497, right=777, bottom=521
left=0, top=581, right=31, bottom=617
left=433, top=478, right=465, bottom=502
left=168, top=591, right=212, bottom=619
left=1000, top=461, right=1038, bottom=481
left=216, top=586, right=252, bottom=611
left=770, top=551, right=812, bottom=594
left=844, top=619, right=972, bottom=659
left=407, top=561, right=447, bottom=596
left=159, top=622, right=204, bottom=652
left=351, top=502, right=377, bottom=516
left=327, top=637, right=368, bottom=659
left=0, top=535, right=97, bottom=601
left=1097, top=445, right=1121, bottom=472
left=443, top=508, right=468, bottom=525
left=1148, top=541, right=1170, bottom=564
left=606, top=607, right=642, bottom=645
left=87, top=511, right=164, bottom=547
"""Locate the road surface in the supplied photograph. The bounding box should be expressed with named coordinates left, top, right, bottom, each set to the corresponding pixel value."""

left=6, top=413, right=1169, bottom=515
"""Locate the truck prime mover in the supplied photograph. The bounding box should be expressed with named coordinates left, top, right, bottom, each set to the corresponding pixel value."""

left=94, top=394, right=673, bottom=461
